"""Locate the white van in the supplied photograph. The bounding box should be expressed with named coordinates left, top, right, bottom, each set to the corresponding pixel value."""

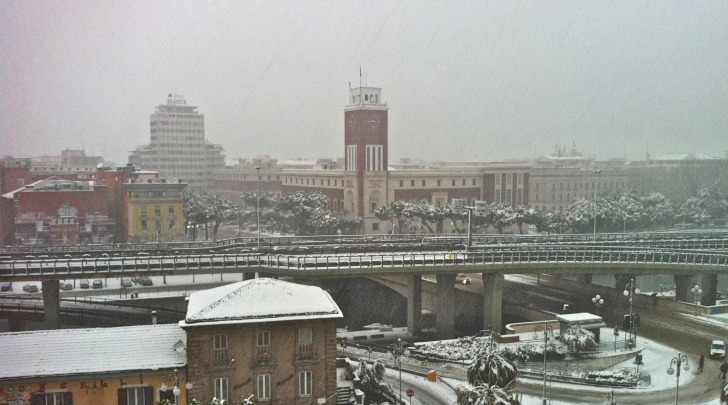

left=710, top=340, right=726, bottom=359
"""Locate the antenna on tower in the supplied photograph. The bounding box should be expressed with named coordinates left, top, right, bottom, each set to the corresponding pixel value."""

left=359, top=66, right=362, bottom=105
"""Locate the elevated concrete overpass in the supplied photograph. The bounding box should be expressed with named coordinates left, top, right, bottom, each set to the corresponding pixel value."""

left=2, top=233, right=727, bottom=337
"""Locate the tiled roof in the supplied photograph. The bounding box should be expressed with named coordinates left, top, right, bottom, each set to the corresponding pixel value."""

left=0, top=324, right=186, bottom=381
left=181, top=278, right=343, bottom=326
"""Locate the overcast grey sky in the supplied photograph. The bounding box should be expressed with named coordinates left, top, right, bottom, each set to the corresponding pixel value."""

left=2, top=1, right=727, bottom=165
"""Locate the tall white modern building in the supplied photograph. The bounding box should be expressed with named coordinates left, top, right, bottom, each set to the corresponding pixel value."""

left=129, top=94, right=225, bottom=191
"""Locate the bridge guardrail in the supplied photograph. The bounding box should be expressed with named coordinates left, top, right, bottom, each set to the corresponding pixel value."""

left=2, top=248, right=727, bottom=280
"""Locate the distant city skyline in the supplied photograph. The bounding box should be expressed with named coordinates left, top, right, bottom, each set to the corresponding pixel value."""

left=2, top=1, right=728, bottom=165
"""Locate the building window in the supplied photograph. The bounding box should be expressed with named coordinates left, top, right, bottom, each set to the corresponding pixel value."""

left=495, top=175, right=501, bottom=186
left=421, top=180, right=426, bottom=187
left=298, top=327, right=313, bottom=358
left=399, top=180, right=403, bottom=187
left=366, top=145, right=383, bottom=171
left=518, top=173, right=523, bottom=185
left=370, top=202, right=377, bottom=213
left=372, top=222, right=379, bottom=231
left=257, top=330, right=270, bottom=347
left=141, top=220, right=147, bottom=230
left=214, top=378, right=228, bottom=401
left=437, top=179, right=441, bottom=187
left=410, top=180, right=415, bottom=187
left=140, top=206, right=147, bottom=218
left=495, top=189, right=501, bottom=204
left=299, top=327, right=313, bottom=344
left=118, top=386, right=151, bottom=405
left=347, top=145, right=357, bottom=171
left=257, top=374, right=271, bottom=400
left=168, top=206, right=174, bottom=215
left=472, top=179, right=476, bottom=186
left=517, top=189, right=523, bottom=205
left=452, top=179, right=456, bottom=186
left=462, top=179, right=466, bottom=186
left=299, top=371, right=313, bottom=396
left=31, top=392, right=72, bottom=405
left=154, top=206, right=161, bottom=216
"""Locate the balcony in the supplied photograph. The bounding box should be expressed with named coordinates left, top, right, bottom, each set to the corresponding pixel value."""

left=295, top=343, right=317, bottom=363
left=212, top=349, right=230, bottom=365
left=254, top=346, right=275, bottom=367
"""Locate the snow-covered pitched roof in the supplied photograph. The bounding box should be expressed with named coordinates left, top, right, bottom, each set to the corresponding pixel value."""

left=0, top=324, right=186, bottom=381
left=181, top=278, right=343, bottom=327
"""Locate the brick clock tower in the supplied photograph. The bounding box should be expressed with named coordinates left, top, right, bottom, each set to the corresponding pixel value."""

left=344, top=85, right=388, bottom=232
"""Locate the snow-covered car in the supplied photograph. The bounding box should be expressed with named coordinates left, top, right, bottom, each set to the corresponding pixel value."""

left=80, top=280, right=90, bottom=289
left=59, top=281, right=73, bottom=290
left=22, top=284, right=39, bottom=293
left=92, top=279, right=103, bottom=289
left=710, top=340, right=726, bottom=359
left=0, top=282, right=11, bottom=292
left=120, top=278, right=133, bottom=287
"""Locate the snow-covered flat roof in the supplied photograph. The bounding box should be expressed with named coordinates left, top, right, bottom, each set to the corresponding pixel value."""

left=180, top=278, right=343, bottom=327
left=0, top=324, right=186, bottom=381
left=556, top=312, right=603, bottom=324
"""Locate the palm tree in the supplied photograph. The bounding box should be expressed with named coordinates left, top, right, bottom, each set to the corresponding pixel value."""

left=458, top=342, right=521, bottom=405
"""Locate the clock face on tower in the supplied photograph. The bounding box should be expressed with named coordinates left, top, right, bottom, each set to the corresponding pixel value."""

left=366, top=112, right=381, bottom=130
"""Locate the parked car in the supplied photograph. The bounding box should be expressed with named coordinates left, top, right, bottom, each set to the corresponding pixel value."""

left=710, top=340, right=726, bottom=359
left=22, top=284, right=39, bottom=293
left=80, top=280, right=90, bottom=289
left=59, top=281, right=73, bottom=290
left=138, top=277, right=153, bottom=286
left=92, top=279, right=103, bottom=289
left=0, top=282, right=12, bottom=292
left=120, top=278, right=133, bottom=288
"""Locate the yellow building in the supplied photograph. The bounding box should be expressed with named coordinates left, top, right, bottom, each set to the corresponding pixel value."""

left=123, top=178, right=187, bottom=243
left=0, top=324, right=190, bottom=405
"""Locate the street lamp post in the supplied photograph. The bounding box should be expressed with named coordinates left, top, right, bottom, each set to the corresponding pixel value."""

left=255, top=166, right=261, bottom=250
left=160, top=368, right=191, bottom=405
left=398, top=338, right=403, bottom=403
left=535, top=321, right=553, bottom=405
left=666, top=352, right=690, bottom=405
left=623, top=279, right=640, bottom=347
left=593, top=169, right=601, bottom=241
left=691, top=285, right=703, bottom=315
left=591, top=294, right=605, bottom=315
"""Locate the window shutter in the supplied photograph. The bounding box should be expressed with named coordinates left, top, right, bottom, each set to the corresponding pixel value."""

left=144, top=386, right=153, bottom=404
left=117, top=389, right=125, bottom=405
left=30, top=393, right=43, bottom=405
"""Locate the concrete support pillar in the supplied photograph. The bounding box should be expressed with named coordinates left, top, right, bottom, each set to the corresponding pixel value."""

left=407, top=275, right=422, bottom=334
left=482, top=273, right=504, bottom=334
left=7, top=313, right=23, bottom=332
left=435, top=273, right=457, bottom=340
left=701, top=273, right=718, bottom=306
left=575, top=274, right=593, bottom=284
left=673, top=274, right=698, bottom=303
left=42, top=280, right=61, bottom=329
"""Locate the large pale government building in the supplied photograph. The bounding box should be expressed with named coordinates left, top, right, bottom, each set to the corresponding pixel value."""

left=213, top=85, right=532, bottom=234
left=129, top=94, right=225, bottom=192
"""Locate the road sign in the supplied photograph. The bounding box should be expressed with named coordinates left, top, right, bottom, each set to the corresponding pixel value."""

left=474, top=200, right=488, bottom=216
left=451, top=198, right=465, bottom=213
left=406, top=389, right=414, bottom=397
